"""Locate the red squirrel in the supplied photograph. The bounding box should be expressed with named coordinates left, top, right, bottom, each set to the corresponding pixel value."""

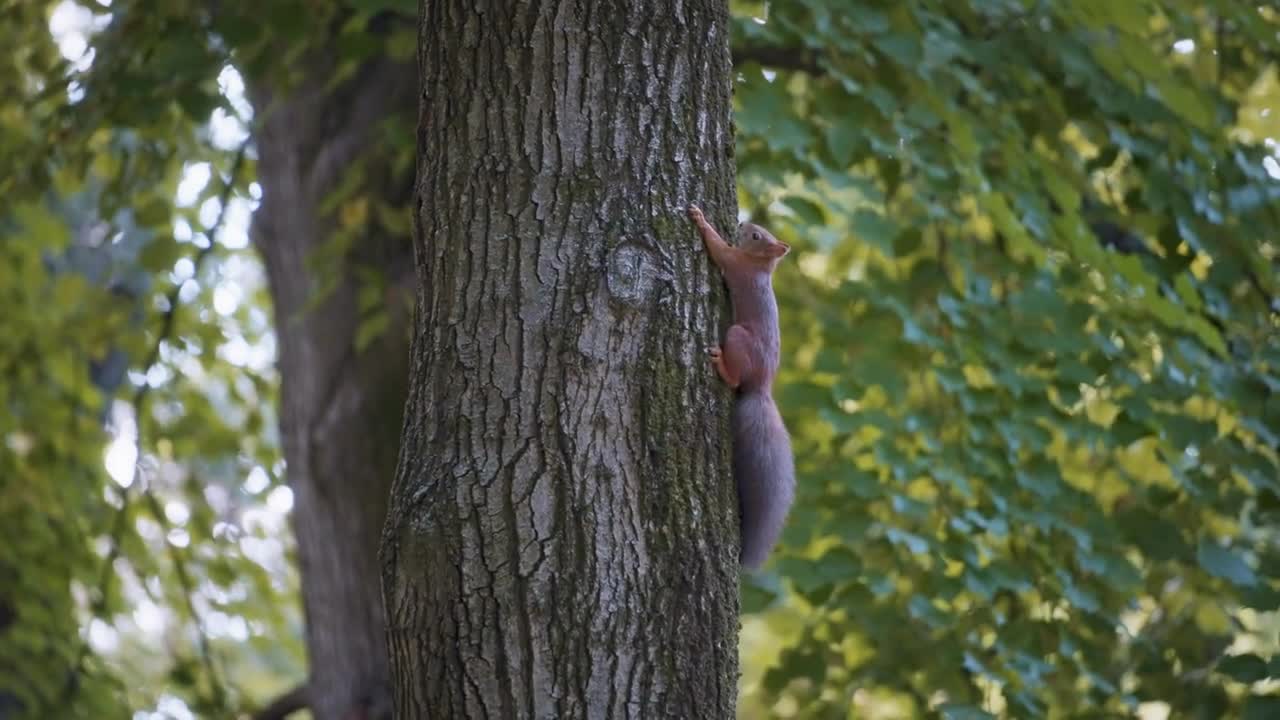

left=689, top=204, right=795, bottom=570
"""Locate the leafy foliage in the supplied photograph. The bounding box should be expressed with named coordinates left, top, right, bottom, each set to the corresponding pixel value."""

left=0, top=0, right=317, bottom=716
left=3, top=0, right=413, bottom=715
left=731, top=1, right=1280, bottom=717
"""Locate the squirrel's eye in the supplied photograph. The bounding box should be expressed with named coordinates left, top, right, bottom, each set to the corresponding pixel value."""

left=752, top=232, right=762, bottom=242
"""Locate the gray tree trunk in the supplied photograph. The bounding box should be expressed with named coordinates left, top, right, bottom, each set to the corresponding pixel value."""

left=381, top=1, right=742, bottom=717
left=248, top=38, right=415, bottom=720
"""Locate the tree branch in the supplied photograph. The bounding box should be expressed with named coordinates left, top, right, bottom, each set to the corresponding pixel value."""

left=731, top=43, right=824, bottom=75
left=68, top=141, right=249, bottom=710
left=252, top=682, right=309, bottom=720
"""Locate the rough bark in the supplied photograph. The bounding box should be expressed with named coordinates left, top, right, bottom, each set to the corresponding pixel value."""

left=382, top=1, right=741, bottom=717
left=247, top=30, right=415, bottom=720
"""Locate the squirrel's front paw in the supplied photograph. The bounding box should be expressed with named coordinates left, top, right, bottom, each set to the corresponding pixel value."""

left=687, top=204, right=706, bottom=224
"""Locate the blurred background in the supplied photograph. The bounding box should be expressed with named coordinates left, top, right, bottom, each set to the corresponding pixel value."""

left=1, top=0, right=1277, bottom=718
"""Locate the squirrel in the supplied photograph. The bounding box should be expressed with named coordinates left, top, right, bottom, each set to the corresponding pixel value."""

left=688, top=204, right=795, bottom=570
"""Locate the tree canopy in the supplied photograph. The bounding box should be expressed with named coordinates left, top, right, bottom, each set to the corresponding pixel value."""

left=731, top=3, right=1280, bottom=717
left=1, top=1, right=1277, bottom=718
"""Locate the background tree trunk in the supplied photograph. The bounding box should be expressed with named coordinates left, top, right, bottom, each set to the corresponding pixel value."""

left=247, top=30, right=415, bottom=720
left=382, top=1, right=742, bottom=716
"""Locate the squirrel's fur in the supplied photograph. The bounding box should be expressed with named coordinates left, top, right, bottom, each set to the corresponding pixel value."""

left=689, top=205, right=795, bottom=570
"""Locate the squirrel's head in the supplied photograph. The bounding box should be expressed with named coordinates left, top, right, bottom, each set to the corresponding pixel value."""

left=736, top=222, right=790, bottom=269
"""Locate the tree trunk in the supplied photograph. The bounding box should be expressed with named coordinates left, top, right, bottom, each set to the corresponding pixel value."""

left=247, top=37, right=415, bottom=720
left=382, top=1, right=741, bottom=717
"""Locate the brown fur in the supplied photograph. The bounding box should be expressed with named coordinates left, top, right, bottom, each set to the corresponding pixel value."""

left=689, top=206, right=795, bottom=569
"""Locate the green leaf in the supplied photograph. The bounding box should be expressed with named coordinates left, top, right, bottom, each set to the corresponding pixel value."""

left=781, top=196, right=824, bottom=227
left=849, top=209, right=898, bottom=253
left=354, top=310, right=391, bottom=352
left=1243, top=695, right=1280, bottom=720
left=13, top=202, right=70, bottom=250
left=138, top=238, right=182, bottom=273
left=1243, top=585, right=1280, bottom=612
left=740, top=573, right=785, bottom=614
left=938, top=704, right=996, bottom=720
left=1217, top=653, right=1269, bottom=684
left=1198, top=540, right=1258, bottom=587
left=735, top=70, right=811, bottom=155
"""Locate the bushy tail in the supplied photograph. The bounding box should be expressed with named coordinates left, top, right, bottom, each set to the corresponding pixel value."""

left=732, top=391, right=795, bottom=569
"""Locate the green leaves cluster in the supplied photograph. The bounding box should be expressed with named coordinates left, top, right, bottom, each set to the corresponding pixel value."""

left=0, top=1, right=325, bottom=716
left=2, top=0, right=417, bottom=714
left=731, top=1, right=1280, bottom=717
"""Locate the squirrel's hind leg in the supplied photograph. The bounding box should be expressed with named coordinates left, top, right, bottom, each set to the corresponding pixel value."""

left=710, top=325, right=754, bottom=388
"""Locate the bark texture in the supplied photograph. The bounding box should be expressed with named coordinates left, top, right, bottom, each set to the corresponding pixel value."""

left=382, top=1, right=741, bottom=717
left=247, top=29, right=415, bottom=720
